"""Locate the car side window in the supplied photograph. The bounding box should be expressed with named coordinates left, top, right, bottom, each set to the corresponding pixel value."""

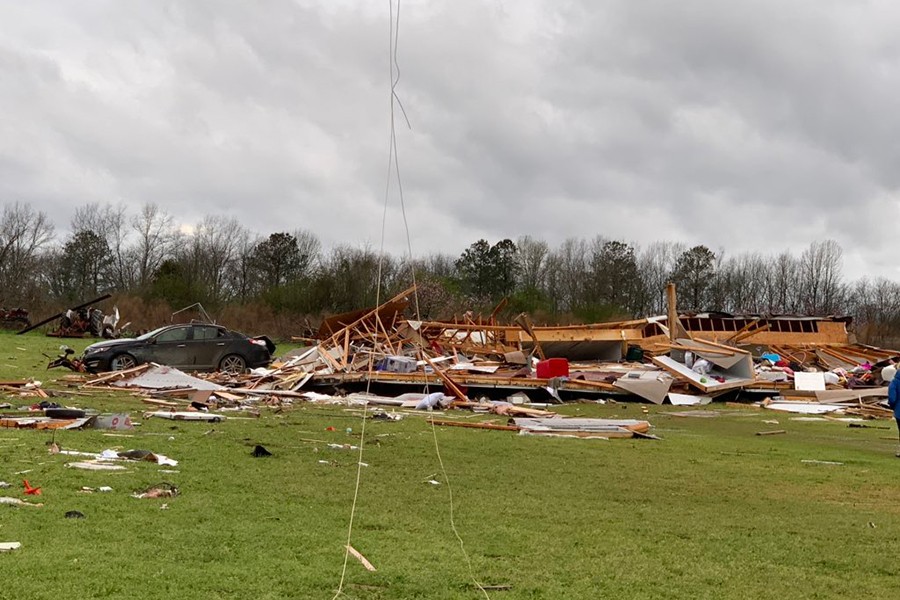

left=155, top=327, right=190, bottom=343
left=193, top=326, right=221, bottom=341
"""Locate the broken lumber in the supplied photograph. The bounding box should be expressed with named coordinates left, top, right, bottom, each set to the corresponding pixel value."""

left=429, top=419, right=520, bottom=431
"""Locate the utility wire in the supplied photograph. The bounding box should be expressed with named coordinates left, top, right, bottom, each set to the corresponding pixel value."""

left=329, top=0, right=398, bottom=591
left=333, top=2, right=489, bottom=598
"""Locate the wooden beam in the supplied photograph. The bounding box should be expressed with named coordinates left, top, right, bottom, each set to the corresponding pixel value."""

left=419, top=353, right=470, bottom=401
left=666, top=283, right=678, bottom=343
left=346, top=545, right=377, bottom=572
left=512, top=328, right=644, bottom=343
left=429, top=419, right=519, bottom=431
left=725, top=318, right=761, bottom=343
left=488, top=297, right=508, bottom=324
left=373, top=311, right=396, bottom=355
left=514, top=313, right=545, bottom=361
left=316, top=346, right=345, bottom=372
left=732, top=323, right=770, bottom=344
left=342, top=329, right=350, bottom=366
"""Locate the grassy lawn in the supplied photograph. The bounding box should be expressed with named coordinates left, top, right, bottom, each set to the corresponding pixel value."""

left=2, top=330, right=900, bottom=599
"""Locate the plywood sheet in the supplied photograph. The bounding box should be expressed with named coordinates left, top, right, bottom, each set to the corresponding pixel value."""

left=613, top=373, right=673, bottom=404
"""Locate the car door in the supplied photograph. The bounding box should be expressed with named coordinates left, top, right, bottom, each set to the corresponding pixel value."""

left=148, top=326, right=192, bottom=368
left=189, top=325, right=225, bottom=370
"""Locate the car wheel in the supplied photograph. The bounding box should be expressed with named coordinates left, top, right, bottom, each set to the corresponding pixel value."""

left=219, top=354, right=246, bottom=374
left=110, top=353, right=137, bottom=371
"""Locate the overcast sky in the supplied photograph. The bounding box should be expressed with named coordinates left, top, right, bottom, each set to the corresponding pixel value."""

left=1, top=0, right=899, bottom=279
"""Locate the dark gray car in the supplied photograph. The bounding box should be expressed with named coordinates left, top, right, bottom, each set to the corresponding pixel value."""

left=81, top=323, right=275, bottom=373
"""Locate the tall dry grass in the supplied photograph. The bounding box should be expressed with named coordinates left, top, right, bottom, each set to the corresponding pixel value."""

left=109, top=295, right=318, bottom=340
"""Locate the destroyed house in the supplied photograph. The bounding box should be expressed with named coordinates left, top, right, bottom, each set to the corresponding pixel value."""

left=640, top=313, right=852, bottom=347
left=490, top=314, right=853, bottom=362
left=260, top=287, right=900, bottom=404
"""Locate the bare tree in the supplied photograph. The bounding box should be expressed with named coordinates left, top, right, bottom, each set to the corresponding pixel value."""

left=798, top=240, right=844, bottom=315
left=424, top=253, right=457, bottom=280
left=762, top=251, right=800, bottom=314
left=320, top=244, right=393, bottom=311
left=545, top=238, right=589, bottom=314
left=187, top=216, right=250, bottom=303
left=232, top=233, right=261, bottom=303
left=131, top=203, right=176, bottom=289
left=72, top=203, right=121, bottom=237
left=0, top=203, right=55, bottom=305
left=637, top=241, right=686, bottom=315
left=72, top=202, right=133, bottom=290
left=846, top=277, right=900, bottom=346
left=516, top=235, right=549, bottom=293
left=716, top=252, right=768, bottom=313
left=291, top=229, right=321, bottom=278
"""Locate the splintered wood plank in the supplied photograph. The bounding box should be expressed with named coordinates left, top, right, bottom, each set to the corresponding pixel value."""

left=342, top=329, right=350, bottom=365
left=420, top=353, right=469, bottom=401
left=374, top=312, right=396, bottom=355
left=85, top=364, right=152, bottom=384
left=316, top=346, right=345, bottom=372
left=732, top=323, right=770, bottom=344
left=346, top=545, right=376, bottom=572
left=429, top=419, right=520, bottom=431
left=725, top=318, right=761, bottom=343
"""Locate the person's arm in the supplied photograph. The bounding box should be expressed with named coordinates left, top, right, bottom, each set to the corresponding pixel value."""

left=889, top=379, right=898, bottom=409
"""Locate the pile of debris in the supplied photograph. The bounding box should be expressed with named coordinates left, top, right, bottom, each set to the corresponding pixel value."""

left=18, top=294, right=126, bottom=339
left=40, top=284, right=898, bottom=429
left=57, top=360, right=653, bottom=440
left=0, top=307, right=29, bottom=330
left=170, top=286, right=895, bottom=416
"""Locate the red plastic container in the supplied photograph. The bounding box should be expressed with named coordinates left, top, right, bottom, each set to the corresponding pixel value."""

left=536, top=358, right=569, bottom=379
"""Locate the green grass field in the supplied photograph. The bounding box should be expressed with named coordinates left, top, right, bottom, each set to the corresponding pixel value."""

left=2, top=330, right=900, bottom=599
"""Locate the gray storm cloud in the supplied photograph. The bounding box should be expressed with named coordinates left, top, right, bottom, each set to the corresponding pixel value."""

left=1, top=0, right=899, bottom=278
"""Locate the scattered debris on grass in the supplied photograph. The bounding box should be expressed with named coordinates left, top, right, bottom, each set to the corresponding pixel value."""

left=346, top=545, right=377, bottom=572
left=328, top=443, right=359, bottom=451
left=144, top=411, right=226, bottom=422
left=57, top=448, right=177, bottom=466
left=65, top=462, right=127, bottom=471
left=132, top=483, right=179, bottom=499
left=252, top=444, right=272, bottom=457
left=0, top=497, right=43, bottom=508
left=93, top=414, right=133, bottom=430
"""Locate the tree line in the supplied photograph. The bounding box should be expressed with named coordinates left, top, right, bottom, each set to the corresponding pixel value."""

left=2, top=201, right=898, bottom=345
